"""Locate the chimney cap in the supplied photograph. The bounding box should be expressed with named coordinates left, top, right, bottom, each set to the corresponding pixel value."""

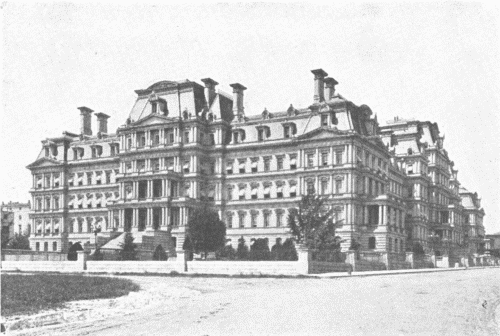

left=201, top=78, right=219, bottom=87
left=77, top=106, right=94, bottom=114
left=311, top=69, right=328, bottom=78
left=324, top=77, right=339, bottom=86
left=229, top=83, right=247, bottom=91
left=95, top=112, right=110, bottom=119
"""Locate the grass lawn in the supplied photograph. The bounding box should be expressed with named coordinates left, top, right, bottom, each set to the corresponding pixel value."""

left=1, top=273, right=140, bottom=317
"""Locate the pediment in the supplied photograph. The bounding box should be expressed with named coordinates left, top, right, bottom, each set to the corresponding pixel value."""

left=132, top=114, right=172, bottom=127
left=297, top=127, right=348, bottom=141
left=26, top=157, right=62, bottom=169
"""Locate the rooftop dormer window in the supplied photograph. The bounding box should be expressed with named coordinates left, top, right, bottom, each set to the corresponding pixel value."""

left=256, top=126, right=270, bottom=142
left=232, top=129, right=245, bottom=144
left=282, top=122, right=297, bottom=139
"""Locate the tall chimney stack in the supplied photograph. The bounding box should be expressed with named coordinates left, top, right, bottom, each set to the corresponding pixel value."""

left=78, top=106, right=94, bottom=136
left=201, top=78, right=219, bottom=108
left=324, top=77, right=339, bottom=101
left=311, top=69, right=328, bottom=103
left=95, top=112, right=110, bottom=134
left=229, top=83, right=247, bottom=117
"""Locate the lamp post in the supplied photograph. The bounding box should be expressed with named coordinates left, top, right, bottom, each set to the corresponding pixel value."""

left=92, top=224, right=101, bottom=249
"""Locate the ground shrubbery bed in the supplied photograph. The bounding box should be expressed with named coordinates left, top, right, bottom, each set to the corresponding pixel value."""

left=1, top=273, right=140, bottom=316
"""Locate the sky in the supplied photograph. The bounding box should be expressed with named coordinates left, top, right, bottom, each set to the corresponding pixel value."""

left=2, top=2, right=499, bottom=233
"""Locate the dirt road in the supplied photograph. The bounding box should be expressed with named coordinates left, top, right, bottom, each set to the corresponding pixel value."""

left=10, top=268, right=500, bottom=336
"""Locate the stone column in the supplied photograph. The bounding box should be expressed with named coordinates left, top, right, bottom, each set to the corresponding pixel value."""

left=296, top=245, right=311, bottom=274
left=406, top=251, right=414, bottom=269
left=77, top=250, right=89, bottom=270
left=346, top=250, right=357, bottom=272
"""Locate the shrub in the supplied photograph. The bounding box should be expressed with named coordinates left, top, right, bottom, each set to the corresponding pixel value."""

left=236, top=236, right=249, bottom=260
left=152, top=244, right=168, bottom=261
left=119, top=233, right=137, bottom=261
left=281, top=238, right=298, bottom=261
left=249, top=238, right=271, bottom=261
left=216, top=244, right=237, bottom=260
left=67, top=242, right=83, bottom=261
left=6, top=233, right=30, bottom=250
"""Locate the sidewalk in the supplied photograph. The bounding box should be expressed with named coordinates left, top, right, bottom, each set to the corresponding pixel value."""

left=315, top=266, right=495, bottom=278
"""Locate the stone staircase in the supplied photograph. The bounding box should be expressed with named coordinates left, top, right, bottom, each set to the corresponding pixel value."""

left=99, top=230, right=173, bottom=254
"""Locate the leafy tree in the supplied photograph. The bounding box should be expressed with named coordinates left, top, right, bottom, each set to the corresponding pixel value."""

left=412, top=242, right=425, bottom=255
left=249, top=238, right=272, bottom=260
left=186, top=205, right=226, bottom=259
left=288, top=193, right=337, bottom=250
left=236, top=236, right=249, bottom=260
left=119, top=232, right=138, bottom=261
left=6, top=233, right=30, bottom=250
left=152, top=244, right=168, bottom=261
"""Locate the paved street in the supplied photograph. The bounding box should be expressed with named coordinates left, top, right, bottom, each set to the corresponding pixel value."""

left=11, top=268, right=500, bottom=336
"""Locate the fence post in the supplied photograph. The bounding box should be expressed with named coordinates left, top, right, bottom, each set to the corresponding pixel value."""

left=405, top=252, right=414, bottom=269
left=430, top=253, right=436, bottom=268
left=381, top=252, right=390, bottom=270
left=77, top=251, right=89, bottom=271
left=296, top=245, right=311, bottom=274
left=442, top=255, right=449, bottom=268
left=346, top=250, right=357, bottom=272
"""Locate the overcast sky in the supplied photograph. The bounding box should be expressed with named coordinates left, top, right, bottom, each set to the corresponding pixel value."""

left=2, top=2, right=499, bottom=233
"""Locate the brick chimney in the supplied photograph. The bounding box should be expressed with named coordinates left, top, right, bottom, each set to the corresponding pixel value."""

left=324, top=77, right=339, bottom=101
left=201, top=78, right=219, bottom=108
left=230, top=83, right=247, bottom=117
left=311, top=69, right=328, bottom=103
left=78, top=106, right=94, bottom=136
left=95, top=112, right=110, bottom=134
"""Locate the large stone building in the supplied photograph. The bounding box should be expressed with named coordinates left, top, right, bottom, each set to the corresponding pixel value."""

left=26, top=69, right=486, bottom=260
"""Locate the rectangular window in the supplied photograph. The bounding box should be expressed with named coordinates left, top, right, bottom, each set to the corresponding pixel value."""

left=105, top=171, right=111, bottom=184
left=138, top=181, right=148, bottom=199
left=290, top=155, right=297, bottom=170
left=152, top=102, right=157, bottom=114
left=335, top=150, right=343, bottom=165
left=368, top=237, right=376, bottom=249
left=44, top=242, right=48, bottom=252
left=321, top=114, right=328, bottom=126
left=36, top=242, right=40, bottom=251
left=183, top=160, right=190, bottom=173
left=258, top=129, right=264, bottom=141
left=251, top=213, right=257, bottom=227
left=335, top=179, right=343, bottom=194
left=137, top=132, right=146, bottom=147
left=264, top=213, right=270, bottom=227
left=251, top=161, right=258, bottom=173
left=239, top=213, right=245, bottom=228
left=86, top=172, right=92, bottom=185
left=53, top=242, right=57, bottom=251
left=239, top=161, right=246, bottom=174
left=138, top=208, right=147, bottom=231
left=284, top=126, right=290, bottom=138
left=321, top=152, right=328, bottom=166
left=227, top=188, right=233, bottom=201
left=307, top=153, right=314, bottom=168
left=264, top=158, right=270, bottom=172
left=277, top=186, right=283, bottom=198
left=226, top=161, right=233, bottom=175
left=153, top=179, right=162, bottom=198
left=226, top=215, right=233, bottom=228
left=170, top=181, right=178, bottom=198
left=184, top=131, right=190, bottom=143
left=151, top=130, right=160, bottom=146
left=151, top=158, right=160, bottom=172
left=277, top=212, right=283, bottom=227
left=137, top=160, right=146, bottom=172
left=251, top=188, right=258, bottom=200
left=277, top=157, right=284, bottom=170
left=320, top=180, right=328, bottom=195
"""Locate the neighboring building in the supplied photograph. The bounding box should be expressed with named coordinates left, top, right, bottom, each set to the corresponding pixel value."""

left=1, top=201, right=31, bottom=236
left=26, top=69, right=486, bottom=259
left=1, top=205, right=14, bottom=247
left=485, top=232, right=500, bottom=251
